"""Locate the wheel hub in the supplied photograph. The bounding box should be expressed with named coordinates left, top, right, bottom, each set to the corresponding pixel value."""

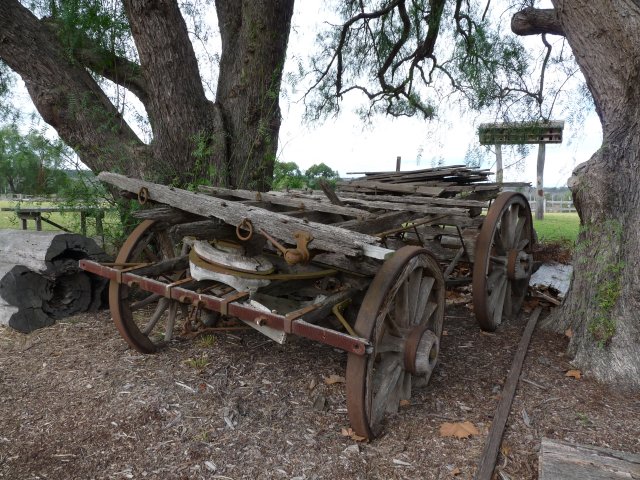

left=507, top=249, right=533, bottom=281
left=404, top=326, right=439, bottom=375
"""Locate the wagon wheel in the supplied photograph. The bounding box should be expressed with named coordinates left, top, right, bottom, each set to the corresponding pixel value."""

left=109, top=220, right=186, bottom=353
left=346, top=246, right=445, bottom=439
left=472, top=192, right=534, bottom=331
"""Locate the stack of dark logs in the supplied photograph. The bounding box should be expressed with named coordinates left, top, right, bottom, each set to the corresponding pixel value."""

left=0, top=230, right=110, bottom=332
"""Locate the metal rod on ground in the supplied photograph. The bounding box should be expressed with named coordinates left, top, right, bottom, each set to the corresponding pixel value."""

left=396, top=156, right=401, bottom=172
left=474, top=306, right=543, bottom=480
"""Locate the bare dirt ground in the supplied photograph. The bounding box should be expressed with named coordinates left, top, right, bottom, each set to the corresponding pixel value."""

left=1, top=298, right=639, bottom=480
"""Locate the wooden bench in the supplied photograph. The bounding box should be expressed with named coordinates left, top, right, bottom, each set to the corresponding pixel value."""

left=0, top=207, right=104, bottom=236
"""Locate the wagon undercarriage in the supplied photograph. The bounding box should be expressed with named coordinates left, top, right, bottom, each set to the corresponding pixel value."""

left=80, top=166, right=534, bottom=439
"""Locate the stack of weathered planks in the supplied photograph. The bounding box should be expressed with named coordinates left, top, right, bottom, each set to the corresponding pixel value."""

left=338, top=165, right=529, bottom=200
left=0, top=230, right=110, bottom=332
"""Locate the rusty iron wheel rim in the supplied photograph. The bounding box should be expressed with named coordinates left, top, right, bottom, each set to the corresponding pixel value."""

left=109, top=220, right=180, bottom=353
left=346, top=246, right=445, bottom=439
left=472, top=192, right=533, bottom=331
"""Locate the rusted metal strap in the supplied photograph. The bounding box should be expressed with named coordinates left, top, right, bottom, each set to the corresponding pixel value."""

left=114, top=263, right=152, bottom=284
left=220, top=291, right=250, bottom=316
left=164, top=277, right=193, bottom=298
left=283, top=305, right=318, bottom=334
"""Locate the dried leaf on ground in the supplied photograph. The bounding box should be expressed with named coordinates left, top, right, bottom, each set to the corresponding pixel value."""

left=399, top=399, right=411, bottom=407
left=565, top=369, right=581, bottom=379
left=565, top=328, right=573, bottom=338
left=439, top=421, right=479, bottom=439
left=451, top=467, right=461, bottom=476
left=340, top=427, right=366, bottom=442
left=324, top=374, right=345, bottom=385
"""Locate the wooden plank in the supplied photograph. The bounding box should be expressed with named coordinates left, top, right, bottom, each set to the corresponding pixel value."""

left=336, top=191, right=488, bottom=208
left=334, top=211, right=419, bottom=234
left=539, top=438, right=640, bottom=479
left=198, top=185, right=371, bottom=219
left=341, top=196, right=469, bottom=217
left=338, top=180, right=445, bottom=196
left=98, top=172, right=386, bottom=259
left=474, top=307, right=542, bottom=480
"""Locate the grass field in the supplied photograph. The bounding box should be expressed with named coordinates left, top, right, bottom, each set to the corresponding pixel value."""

left=533, top=212, right=580, bottom=243
left=0, top=200, right=112, bottom=238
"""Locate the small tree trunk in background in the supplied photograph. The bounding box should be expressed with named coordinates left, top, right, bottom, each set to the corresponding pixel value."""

left=495, top=145, right=503, bottom=183
left=536, top=143, right=545, bottom=220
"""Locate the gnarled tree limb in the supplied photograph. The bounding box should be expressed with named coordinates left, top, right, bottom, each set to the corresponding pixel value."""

left=0, top=0, right=148, bottom=177
left=511, top=7, right=564, bottom=37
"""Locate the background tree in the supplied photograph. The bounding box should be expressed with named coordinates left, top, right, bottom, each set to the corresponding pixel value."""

left=0, top=0, right=294, bottom=191
left=0, top=125, right=70, bottom=195
left=272, top=160, right=305, bottom=190
left=307, top=0, right=638, bottom=388
left=304, top=162, right=340, bottom=189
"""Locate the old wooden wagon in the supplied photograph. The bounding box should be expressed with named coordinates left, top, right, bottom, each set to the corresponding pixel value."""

left=79, top=166, right=534, bottom=439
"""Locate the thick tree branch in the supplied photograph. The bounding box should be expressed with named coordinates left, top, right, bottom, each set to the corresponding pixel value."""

left=123, top=0, right=217, bottom=173
left=511, top=7, right=564, bottom=37
left=41, top=19, right=149, bottom=105
left=74, top=46, right=149, bottom=105
left=0, top=0, right=148, bottom=177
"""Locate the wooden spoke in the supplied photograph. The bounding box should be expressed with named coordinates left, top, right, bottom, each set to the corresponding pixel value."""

left=142, top=297, right=170, bottom=335
left=407, top=267, right=424, bottom=322
left=371, top=358, right=403, bottom=426
left=421, top=301, right=440, bottom=330
left=130, top=293, right=162, bottom=312
left=346, top=246, right=445, bottom=439
left=377, top=333, right=406, bottom=353
left=487, top=267, right=504, bottom=292
left=500, top=203, right=520, bottom=248
left=164, top=301, right=178, bottom=341
left=109, top=220, right=192, bottom=353
left=488, top=276, right=508, bottom=326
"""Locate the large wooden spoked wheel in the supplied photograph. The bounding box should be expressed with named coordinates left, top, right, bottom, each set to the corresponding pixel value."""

left=346, top=246, right=445, bottom=439
left=472, top=192, right=534, bottom=331
left=109, top=220, right=185, bottom=353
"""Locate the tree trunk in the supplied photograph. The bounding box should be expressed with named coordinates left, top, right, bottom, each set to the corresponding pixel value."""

left=0, top=0, right=294, bottom=191
left=0, top=231, right=110, bottom=332
left=216, top=0, right=295, bottom=190
left=536, top=143, right=545, bottom=220
left=513, top=0, right=640, bottom=388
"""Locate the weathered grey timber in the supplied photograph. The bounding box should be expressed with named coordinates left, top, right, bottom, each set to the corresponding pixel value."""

left=98, top=172, right=385, bottom=258
left=539, top=438, right=640, bottom=479
left=198, top=185, right=371, bottom=219
left=0, top=230, right=107, bottom=275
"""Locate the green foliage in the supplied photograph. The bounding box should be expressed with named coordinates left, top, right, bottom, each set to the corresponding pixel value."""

left=185, top=355, right=209, bottom=370
left=48, top=0, right=131, bottom=59
left=0, top=125, right=71, bottom=195
left=304, top=162, right=340, bottom=189
left=272, top=160, right=340, bottom=191
left=273, top=161, right=305, bottom=190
